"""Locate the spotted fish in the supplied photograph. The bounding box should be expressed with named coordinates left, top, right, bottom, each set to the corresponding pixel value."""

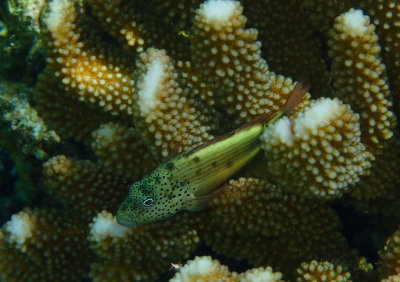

left=116, top=81, right=309, bottom=226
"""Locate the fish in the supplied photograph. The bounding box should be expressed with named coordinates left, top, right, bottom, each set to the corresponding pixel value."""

left=116, top=80, right=309, bottom=227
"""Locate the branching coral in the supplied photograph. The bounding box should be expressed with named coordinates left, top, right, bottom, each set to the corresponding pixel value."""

left=0, top=208, right=92, bottom=281
left=261, top=98, right=373, bottom=199
left=379, top=226, right=400, bottom=279
left=170, top=255, right=284, bottom=282
left=41, top=0, right=136, bottom=119
left=1, top=0, right=400, bottom=281
left=170, top=255, right=236, bottom=281
left=296, top=260, right=351, bottom=282
left=88, top=211, right=199, bottom=281
left=198, top=177, right=350, bottom=276
left=42, top=155, right=128, bottom=220
left=191, top=0, right=311, bottom=125
left=133, top=47, right=217, bottom=159
left=91, top=122, right=157, bottom=177
left=327, top=8, right=395, bottom=153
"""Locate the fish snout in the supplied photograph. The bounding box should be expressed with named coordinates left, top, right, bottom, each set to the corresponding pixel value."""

left=116, top=208, right=136, bottom=227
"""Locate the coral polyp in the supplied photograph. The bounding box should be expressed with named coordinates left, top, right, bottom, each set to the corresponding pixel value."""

left=0, top=0, right=399, bottom=281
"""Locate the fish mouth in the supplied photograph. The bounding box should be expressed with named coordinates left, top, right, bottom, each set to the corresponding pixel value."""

left=116, top=210, right=136, bottom=227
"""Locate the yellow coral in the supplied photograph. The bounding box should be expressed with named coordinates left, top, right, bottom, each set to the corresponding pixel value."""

left=133, top=48, right=216, bottom=159
left=200, top=178, right=349, bottom=274
left=42, top=155, right=127, bottom=220
left=191, top=0, right=310, bottom=125
left=91, top=122, right=157, bottom=178
left=0, top=208, right=92, bottom=281
left=88, top=211, right=199, bottom=281
left=296, top=260, right=351, bottom=281
left=2, top=0, right=400, bottom=280
left=170, top=256, right=284, bottom=282
left=42, top=0, right=136, bottom=119
left=34, top=69, right=112, bottom=143
left=379, top=226, right=400, bottom=278
left=261, top=98, right=373, bottom=199
left=328, top=8, right=396, bottom=153
left=170, top=256, right=236, bottom=282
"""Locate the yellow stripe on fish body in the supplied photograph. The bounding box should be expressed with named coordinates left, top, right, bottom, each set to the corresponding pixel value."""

left=116, top=122, right=265, bottom=227
left=116, top=80, right=309, bottom=227
left=173, top=123, right=263, bottom=201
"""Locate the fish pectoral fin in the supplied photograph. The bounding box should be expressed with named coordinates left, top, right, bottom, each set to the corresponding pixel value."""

left=185, top=186, right=225, bottom=211
left=184, top=193, right=212, bottom=211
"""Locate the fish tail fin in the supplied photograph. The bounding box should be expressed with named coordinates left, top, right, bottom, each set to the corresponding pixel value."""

left=282, top=78, right=310, bottom=116
left=225, top=78, right=310, bottom=132
left=267, top=78, right=310, bottom=125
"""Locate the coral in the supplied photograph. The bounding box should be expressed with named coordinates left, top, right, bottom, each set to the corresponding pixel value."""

left=199, top=178, right=350, bottom=276
left=238, top=266, right=284, bottom=282
left=7, top=0, right=46, bottom=32
left=42, top=155, right=128, bottom=221
left=296, top=260, right=351, bottom=281
left=383, top=275, right=400, bottom=282
left=302, top=0, right=400, bottom=114
left=0, top=81, right=59, bottom=159
left=33, top=69, right=112, bottom=144
left=261, top=98, right=373, bottom=199
left=133, top=48, right=217, bottom=159
left=0, top=208, right=92, bottom=281
left=88, top=211, right=199, bottom=281
left=1, top=0, right=400, bottom=280
left=91, top=122, right=157, bottom=177
left=170, top=255, right=284, bottom=282
left=243, top=0, right=331, bottom=98
left=41, top=0, right=136, bottom=119
left=379, top=226, right=400, bottom=279
left=191, top=0, right=311, bottom=125
left=345, top=138, right=400, bottom=215
left=169, top=255, right=236, bottom=281
left=327, top=8, right=395, bottom=153
left=86, top=0, right=148, bottom=54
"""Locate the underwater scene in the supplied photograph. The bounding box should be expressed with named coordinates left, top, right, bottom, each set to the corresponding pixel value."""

left=0, top=0, right=400, bottom=281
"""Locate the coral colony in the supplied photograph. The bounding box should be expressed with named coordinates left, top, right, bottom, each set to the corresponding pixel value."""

left=0, top=0, right=400, bottom=281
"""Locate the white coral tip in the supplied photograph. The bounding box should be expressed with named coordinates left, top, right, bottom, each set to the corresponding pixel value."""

left=341, top=9, right=369, bottom=36
left=90, top=211, right=131, bottom=241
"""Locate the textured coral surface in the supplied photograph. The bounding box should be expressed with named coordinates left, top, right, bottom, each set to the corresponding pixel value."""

left=0, top=0, right=400, bottom=281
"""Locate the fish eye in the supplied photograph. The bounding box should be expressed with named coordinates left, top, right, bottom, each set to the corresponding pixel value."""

left=142, top=196, right=155, bottom=208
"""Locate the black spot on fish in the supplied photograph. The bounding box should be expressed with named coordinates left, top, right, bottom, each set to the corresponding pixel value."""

left=226, top=160, right=233, bottom=168
left=193, top=156, right=200, bottom=163
left=166, top=162, right=174, bottom=170
left=211, top=161, right=217, bottom=167
left=120, top=202, right=128, bottom=210
left=168, top=192, right=174, bottom=199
